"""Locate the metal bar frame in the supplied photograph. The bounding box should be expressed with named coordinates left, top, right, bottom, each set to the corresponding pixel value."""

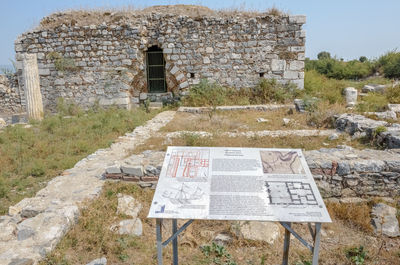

left=156, top=219, right=322, bottom=265
left=146, top=48, right=167, bottom=93
left=156, top=219, right=194, bottom=265
left=280, top=222, right=322, bottom=265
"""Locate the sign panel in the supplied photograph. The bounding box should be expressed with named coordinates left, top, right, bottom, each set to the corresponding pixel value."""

left=148, top=146, right=331, bottom=223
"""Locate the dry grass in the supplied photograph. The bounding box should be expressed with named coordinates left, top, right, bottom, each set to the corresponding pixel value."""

left=326, top=202, right=373, bottom=233
left=162, top=109, right=316, bottom=133
left=38, top=4, right=287, bottom=30
left=42, top=182, right=400, bottom=265
left=132, top=133, right=367, bottom=155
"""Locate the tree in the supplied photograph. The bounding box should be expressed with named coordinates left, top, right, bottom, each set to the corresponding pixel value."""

left=317, top=51, right=331, bottom=60
left=359, top=56, right=368, bottom=62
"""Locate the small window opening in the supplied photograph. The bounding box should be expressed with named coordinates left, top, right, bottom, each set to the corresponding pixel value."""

left=190, top=72, right=195, bottom=78
left=259, top=72, right=265, bottom=77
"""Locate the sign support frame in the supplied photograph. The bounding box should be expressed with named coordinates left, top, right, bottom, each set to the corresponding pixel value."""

left=155, top=218, right=323, bottom=265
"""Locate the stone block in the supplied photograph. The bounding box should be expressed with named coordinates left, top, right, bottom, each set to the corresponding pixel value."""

left=271, top=59, right=286, bottom=71
left=289, top=15, right=307, bottom=24
left=283, top=71, right=299, bottom=80
left=106, top=166, right=121, bottom=174
left=149, top=102, right=163, bottom=109
left=139, top=93, right=148, bottom=100
left=121, top=165, right=144, bottom=177
left=289, top=61, right=304, bottom=71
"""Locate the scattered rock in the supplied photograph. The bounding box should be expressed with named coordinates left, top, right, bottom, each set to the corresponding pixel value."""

left=117, top=194, right=142, bottom=218
left=371, top=203, right=400, bottom=237
left=365, top=111, right=397, bottom=120
left=335, top=113, right=388, bottom=135
left=294, top=99, right=305, bottom=112
left=328, top=133, right=339, bottom=141
left=362, top=84, right=386, bottom=94
left=231, top=221, right=281, bottom=245
left=379, top=131, right=400, bottom=149
left=213, top=233, right=233, bottom=246
left=144, top=165, right=160, bottom=175
left=256, top=117, right=269, bottom=123
left=344, top=87, right=357, bottom=107
left=282, top=118, right=291, bottom=126
left=86, top=257, right=107, bottom=265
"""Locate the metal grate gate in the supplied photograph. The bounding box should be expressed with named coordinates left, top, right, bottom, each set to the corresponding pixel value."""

left=146, top=47, right=167, bottom=93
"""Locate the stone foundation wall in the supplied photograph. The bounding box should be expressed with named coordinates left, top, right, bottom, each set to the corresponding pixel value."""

left=14, top=10, right=305, bottom=111
left=0, top=74, right=22, bottom=114
left=105, top=147, right=400, bottom=198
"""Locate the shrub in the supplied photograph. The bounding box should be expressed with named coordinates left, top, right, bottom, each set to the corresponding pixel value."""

left=250, top=78, right=298, bottom=104
left=304, top=70, right=348, bottom=104
left=47, top=52, right=78, bottom=72
left=305, top=57, right=373, bottom=80
left=356, top=93, right=388, bottom=112
left=317, top=51, right=331, bottom=60
left=377, top=51, right=400, bottom=79
left=386, top=84, right=400, bottom=103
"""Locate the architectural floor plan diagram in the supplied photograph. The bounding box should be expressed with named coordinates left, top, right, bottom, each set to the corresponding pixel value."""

left=266, top=181, right=318, bottom=206
left=166, top=149, right=210, bottom=181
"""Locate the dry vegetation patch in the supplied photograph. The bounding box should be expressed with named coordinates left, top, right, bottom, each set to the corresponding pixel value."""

left=42, top=182, right=400, bottom=265
left=162, top=109, right=314, bottom=133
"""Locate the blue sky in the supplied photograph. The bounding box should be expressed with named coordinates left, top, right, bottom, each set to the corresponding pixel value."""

left=1, top=0, right=400, bottom=65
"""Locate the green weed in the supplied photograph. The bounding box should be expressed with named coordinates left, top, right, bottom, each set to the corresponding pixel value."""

left=346, top=245, right=367, bottom=265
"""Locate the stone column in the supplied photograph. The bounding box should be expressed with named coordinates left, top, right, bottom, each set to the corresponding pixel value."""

left=22, top=53, right=43, bottom=120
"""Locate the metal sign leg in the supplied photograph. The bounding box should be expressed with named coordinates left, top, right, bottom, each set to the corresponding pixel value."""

left=172, top=219, right=178, bottom=265
left=282, top=222, right=291, bottom=265
left=156, top=219, right=163, bottom=265
left=312, top=223, right=322, bottom=265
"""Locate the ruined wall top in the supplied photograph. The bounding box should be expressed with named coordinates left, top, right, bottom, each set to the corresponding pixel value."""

left=32, top=5, right=305, bottom=31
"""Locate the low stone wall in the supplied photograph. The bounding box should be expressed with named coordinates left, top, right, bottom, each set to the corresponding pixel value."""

left=105, top=147, right=400, bottom=199
left=0, top=74, right=22, bottom=114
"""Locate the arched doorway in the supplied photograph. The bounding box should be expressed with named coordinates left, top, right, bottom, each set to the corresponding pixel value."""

left=146, top=46, right=167, bottom=93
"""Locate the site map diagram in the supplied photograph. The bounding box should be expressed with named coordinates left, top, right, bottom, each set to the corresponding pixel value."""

left=148, top=147, right=331, bottom=223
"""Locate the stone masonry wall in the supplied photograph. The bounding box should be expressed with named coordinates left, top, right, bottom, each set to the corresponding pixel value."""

left=14, top=10, right=306, bottom=111
left=104, top=147, right=400, bottom=198
left=0, top=74, right=22, bottom=114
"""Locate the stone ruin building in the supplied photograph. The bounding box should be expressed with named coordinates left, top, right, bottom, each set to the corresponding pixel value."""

left=1, top=5, right=306, bottom=114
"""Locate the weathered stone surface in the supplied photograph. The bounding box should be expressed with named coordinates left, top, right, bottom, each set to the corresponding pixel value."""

left=371, top=203, right=400, bottom=237
left=362, top=84, right=387, bottom=94
left=365, top=111, right=397, bottom=120
left=111, top=219, right=143, bottom=236
left=380, top=131, right=400, bottom=149
left=231, top=221, right=281, bottom=244
left=117, top=194, right=142, bottom=218
left=388, top=104, right=400, bottom=113
left=335, top=113, right=388, bottom=135
left=344, top=87, right=357, bottom=107
left=121, top=165, right=144, bottom=176
left=7, top=259, right=34, bottom=265
left=86, top=257, right=107, bottom=265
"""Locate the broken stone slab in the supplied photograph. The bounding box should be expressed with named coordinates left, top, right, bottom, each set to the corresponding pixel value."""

left=121, top=165, right=144, bottom=176
left=365, top=111, right=397, bottom=120
left=231, top=221, right=281, bottom=245
left=371, top=203, right=400, bottom=237
left=86, top=257, right=107, bottom=265
left=110, top=219, right=143, bottom=236
left=144, top=165, right=161, bottom=175
left=344, top=87, right=357, bottom=107
left=380, top=131, right=400, bottom=149
left=388, top=104, right=400, bottom=113
left=117, top=194, right=142, bottom=218
left=105, top=165, right=121, bottom=174
left=335, top=113, right=388, bottom=135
